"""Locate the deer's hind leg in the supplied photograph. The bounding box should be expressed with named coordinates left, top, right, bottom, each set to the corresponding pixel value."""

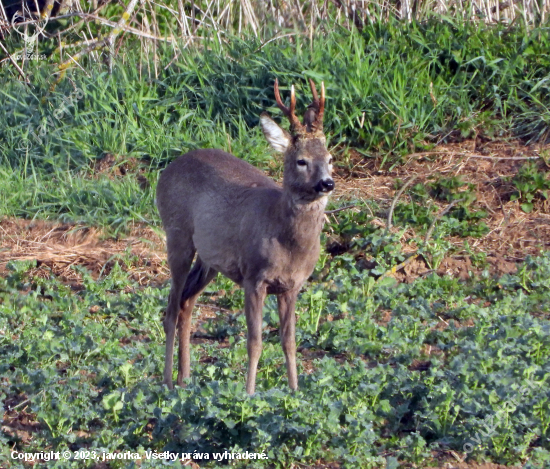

left=163, top=234, right=195, bottom=389
left=177, top=257, right=217, bottom=386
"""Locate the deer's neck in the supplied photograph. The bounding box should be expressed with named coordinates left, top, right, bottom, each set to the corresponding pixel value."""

left=278, top=192, right=327, bottom=247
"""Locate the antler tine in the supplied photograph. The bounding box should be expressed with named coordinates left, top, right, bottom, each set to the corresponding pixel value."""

left=290, top=85, right=296, bottom=116
left=304, top=80, right=326, bottom=132
left=315, top=81, right=325, bottom=129
left=273, top=79, right=302, bottom=132
left=303, top=79, right=323, bottom=131
left=274, top=78, right=290, bottom=116
left=308, top=78, right=319, bottom=104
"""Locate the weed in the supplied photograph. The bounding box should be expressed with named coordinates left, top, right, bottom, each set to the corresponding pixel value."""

left=463, top=240, right=488, bottom=268
left=1, top=251, right=550, bottom=467
left=510, top=162, right=550, bottom=213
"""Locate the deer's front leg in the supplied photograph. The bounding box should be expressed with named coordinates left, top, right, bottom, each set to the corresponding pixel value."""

left=277, top=288, right=299, bottom=391
left=244, top=284, right=267, bottom=395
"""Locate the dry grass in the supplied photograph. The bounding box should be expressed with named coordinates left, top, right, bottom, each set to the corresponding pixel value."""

left=0, top=218, right=168, bottom=286
left=1, top=0, right=548, bottom=84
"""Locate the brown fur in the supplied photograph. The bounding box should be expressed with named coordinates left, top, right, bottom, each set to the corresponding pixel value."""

left=156, top=82, right=334, bottom=394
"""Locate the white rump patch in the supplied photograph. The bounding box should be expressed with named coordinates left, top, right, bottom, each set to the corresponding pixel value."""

left=260, top=114, right=290, bottom=153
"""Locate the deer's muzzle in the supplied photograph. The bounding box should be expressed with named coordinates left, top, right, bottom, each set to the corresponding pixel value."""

left=315, top=178, right=335, bottom=193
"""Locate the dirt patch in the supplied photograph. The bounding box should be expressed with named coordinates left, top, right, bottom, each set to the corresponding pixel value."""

left=436, top=256, right=475, bottom=280
left=403, top=255, right=434, bottom=281
left=332, top=139, right=550, bottom=281
left=2, top=392, right=42, bottom=446
left=0, top=218, right=239, bottom=346
left=0, top=218, right=168, bottom=287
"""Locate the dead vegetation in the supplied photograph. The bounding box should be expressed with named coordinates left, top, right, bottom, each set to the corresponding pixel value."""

left=331, top=139, right=550, bottom=282
left=0, top=218, right=168, bottom=287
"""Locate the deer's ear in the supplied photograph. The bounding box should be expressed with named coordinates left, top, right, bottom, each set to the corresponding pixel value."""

left=260, top=113, right=290, bottom=153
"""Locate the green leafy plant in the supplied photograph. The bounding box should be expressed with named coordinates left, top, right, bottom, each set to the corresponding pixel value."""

left=510, top=162, right=550, bottom=213
left=428, top=175, right=477, bottom=205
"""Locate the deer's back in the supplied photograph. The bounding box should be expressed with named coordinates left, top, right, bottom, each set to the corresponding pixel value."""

left=157, top=148, right=278, bottom=207
left=157, top=149, right=286, bottom=284
left=159, top=148, right=276, bottom=187
left=157, top=148, right=282, bottom=229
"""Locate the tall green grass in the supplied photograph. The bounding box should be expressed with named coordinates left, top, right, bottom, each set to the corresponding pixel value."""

left=0, top=19, right=549, bottom=229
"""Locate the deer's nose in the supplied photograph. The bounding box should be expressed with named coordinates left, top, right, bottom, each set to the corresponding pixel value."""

left=316, top=178, right=335, bottom=193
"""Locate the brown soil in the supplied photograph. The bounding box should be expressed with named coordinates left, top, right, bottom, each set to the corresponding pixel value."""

left=2, top=391, right=42, bottom=451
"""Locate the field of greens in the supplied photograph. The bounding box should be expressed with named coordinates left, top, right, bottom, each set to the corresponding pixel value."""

left=1, top=10, right=550, bottom=469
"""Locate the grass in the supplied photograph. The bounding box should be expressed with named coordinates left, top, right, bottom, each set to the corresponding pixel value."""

left=1, top=13, right=550, bottom=469
left=1, top=20, right=549, bottom=232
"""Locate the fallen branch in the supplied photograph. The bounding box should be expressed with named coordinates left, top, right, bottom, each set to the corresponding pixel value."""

left=53, top=0, right=142, bottom=86
left=43, top=2, right=111, bottom=38
left=40, top=0, right=55, bottom=20
left=58, top=13, right=175, bottom=43
left=325, top=204, right=356, bottom=214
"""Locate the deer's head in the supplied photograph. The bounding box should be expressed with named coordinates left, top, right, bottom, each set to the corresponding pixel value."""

left=260, top=79, right=334, bottom=202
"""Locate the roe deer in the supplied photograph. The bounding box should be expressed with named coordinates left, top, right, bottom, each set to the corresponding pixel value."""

left=156, top=79, right=334, bottom=394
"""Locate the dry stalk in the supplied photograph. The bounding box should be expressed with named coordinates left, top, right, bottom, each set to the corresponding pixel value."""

left=325, top=204, right=357, bottom=214
left=386, top=175, right=418, bottom=233
left=406, top=150, right=541, bottom=162
left=423, top=198, right=465, bottom=245
left=53, top=0, right=141, bottom=87
left=0, top=0, right=8, bottom=25
left=0, top=40, right=30, bottom=83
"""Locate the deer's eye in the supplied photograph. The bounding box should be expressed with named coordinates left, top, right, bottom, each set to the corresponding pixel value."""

left=297, top=159, right=307, bottom=166
left=328, top=156, right=333, bottom=164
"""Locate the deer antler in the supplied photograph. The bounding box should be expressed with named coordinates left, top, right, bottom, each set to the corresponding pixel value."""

left=303, top=79, right=325, bottom=132
left=317, top=81, right=325, bottom=129
left=309, top=78, right=319, bottom=103
left=274, top=79, right=303, bottom=133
